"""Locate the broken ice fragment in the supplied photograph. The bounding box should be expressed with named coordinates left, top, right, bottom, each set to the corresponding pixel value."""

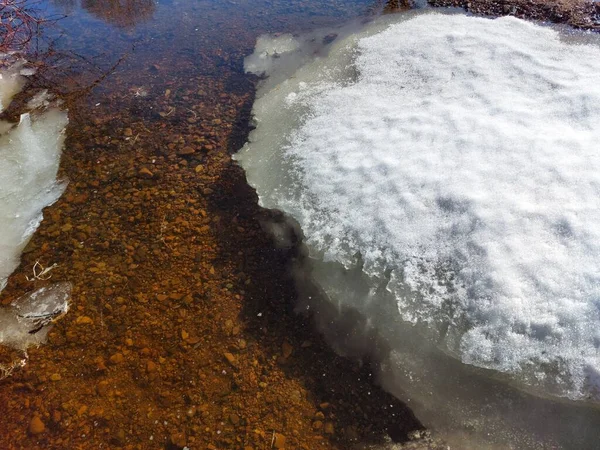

left=0, top=283, right=71, bottom=350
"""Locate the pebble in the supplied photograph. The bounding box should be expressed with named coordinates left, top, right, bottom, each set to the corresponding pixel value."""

left=29, top=416, right=45, bottom=435
left=178, top=146, right=196, bottom=155
left=146, top=360, right=157, bottom=372
left=97, top=380, right=109, bottom=397
left=273, top=433, right=286, bottom=449
left=75, top=315, right=93, bottom=325
left=138, top=167, right=154, bottom=179
left=170, top=431, right=186, bottom=448
left=50, top=373, right=62, bottom=381
left=282, top=341, right=293, bottom=359
left=223, top=352, right=236, bottom=366
left=109, top=353, right=124, bottom=364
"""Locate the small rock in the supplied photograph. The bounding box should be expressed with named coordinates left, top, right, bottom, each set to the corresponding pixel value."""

left=113, top=428, right=126, bottom=445
left=95, top=356, right=107, bottom=371
left=138, top=167, right=154, bottom=179
left=223, top=319, right=234, bottom=334
left=229, top=413, right=240, bottom=425
left=124, top=128, right=133, bottom=136
left=29, top=416, right=45, bottom=435
left=50, top=373, right=62, bottom=381
left=324, top=422, right=335, bottom=435
left=170, top=431, right=186, bottom=448
left=75, top=316, right=93, bottom=325
left=282, top=341, right=293, bottom=359
left=109, top=353, right=124, bottom=364
left=223, top=352, right=236, bottom=366
left=146, top=360, right=157, bottom=373
left=97, top=380, right=110, bottom=397
left=178, top=146, right=195, bottom=156
left=273, top=433, right=286, bottom=449
left=313, top=420, right=323, bottom=430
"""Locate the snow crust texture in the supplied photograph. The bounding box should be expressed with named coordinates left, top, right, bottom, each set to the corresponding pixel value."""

left=238, top=13, right=600, bottom=402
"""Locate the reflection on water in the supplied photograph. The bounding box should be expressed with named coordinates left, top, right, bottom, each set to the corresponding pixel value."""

left=53, top=0, right=155, bottom=27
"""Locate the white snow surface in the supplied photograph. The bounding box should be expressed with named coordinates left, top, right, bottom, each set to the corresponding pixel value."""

left=239, top=13, right=600, bottom=401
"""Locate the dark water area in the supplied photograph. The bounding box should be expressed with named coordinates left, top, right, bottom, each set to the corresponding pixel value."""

left=0, top=0, right=436, bottom=449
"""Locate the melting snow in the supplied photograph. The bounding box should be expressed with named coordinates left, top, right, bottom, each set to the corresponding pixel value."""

left=238, top=12, right=600, bottom=403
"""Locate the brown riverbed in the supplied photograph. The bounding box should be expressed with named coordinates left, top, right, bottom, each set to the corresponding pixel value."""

left=0, top=1, right=599, bottom=449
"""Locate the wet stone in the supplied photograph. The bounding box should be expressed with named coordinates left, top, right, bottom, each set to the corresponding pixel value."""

left=29, top=416, right=45, bottom=435
left=273, top=433, right=286, bottom=449
left=223, top=352, right=236, bottom=366
left=178, top=146, right=196, bottom=155
left=138, top=167, right=154, bottom=178
left=109, top=353, right=124, bottom=364
left=324, top=422, right=335, bottom=435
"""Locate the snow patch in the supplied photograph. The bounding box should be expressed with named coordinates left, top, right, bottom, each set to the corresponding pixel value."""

left=237, top=11, right=600, bottom=448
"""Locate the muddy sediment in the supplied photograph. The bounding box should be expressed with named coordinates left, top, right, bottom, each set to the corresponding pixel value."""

left=0, top=1, right=599, bottom=449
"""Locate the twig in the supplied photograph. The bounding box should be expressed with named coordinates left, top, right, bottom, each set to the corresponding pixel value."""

left=26, top=260, right=57, bottom=281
